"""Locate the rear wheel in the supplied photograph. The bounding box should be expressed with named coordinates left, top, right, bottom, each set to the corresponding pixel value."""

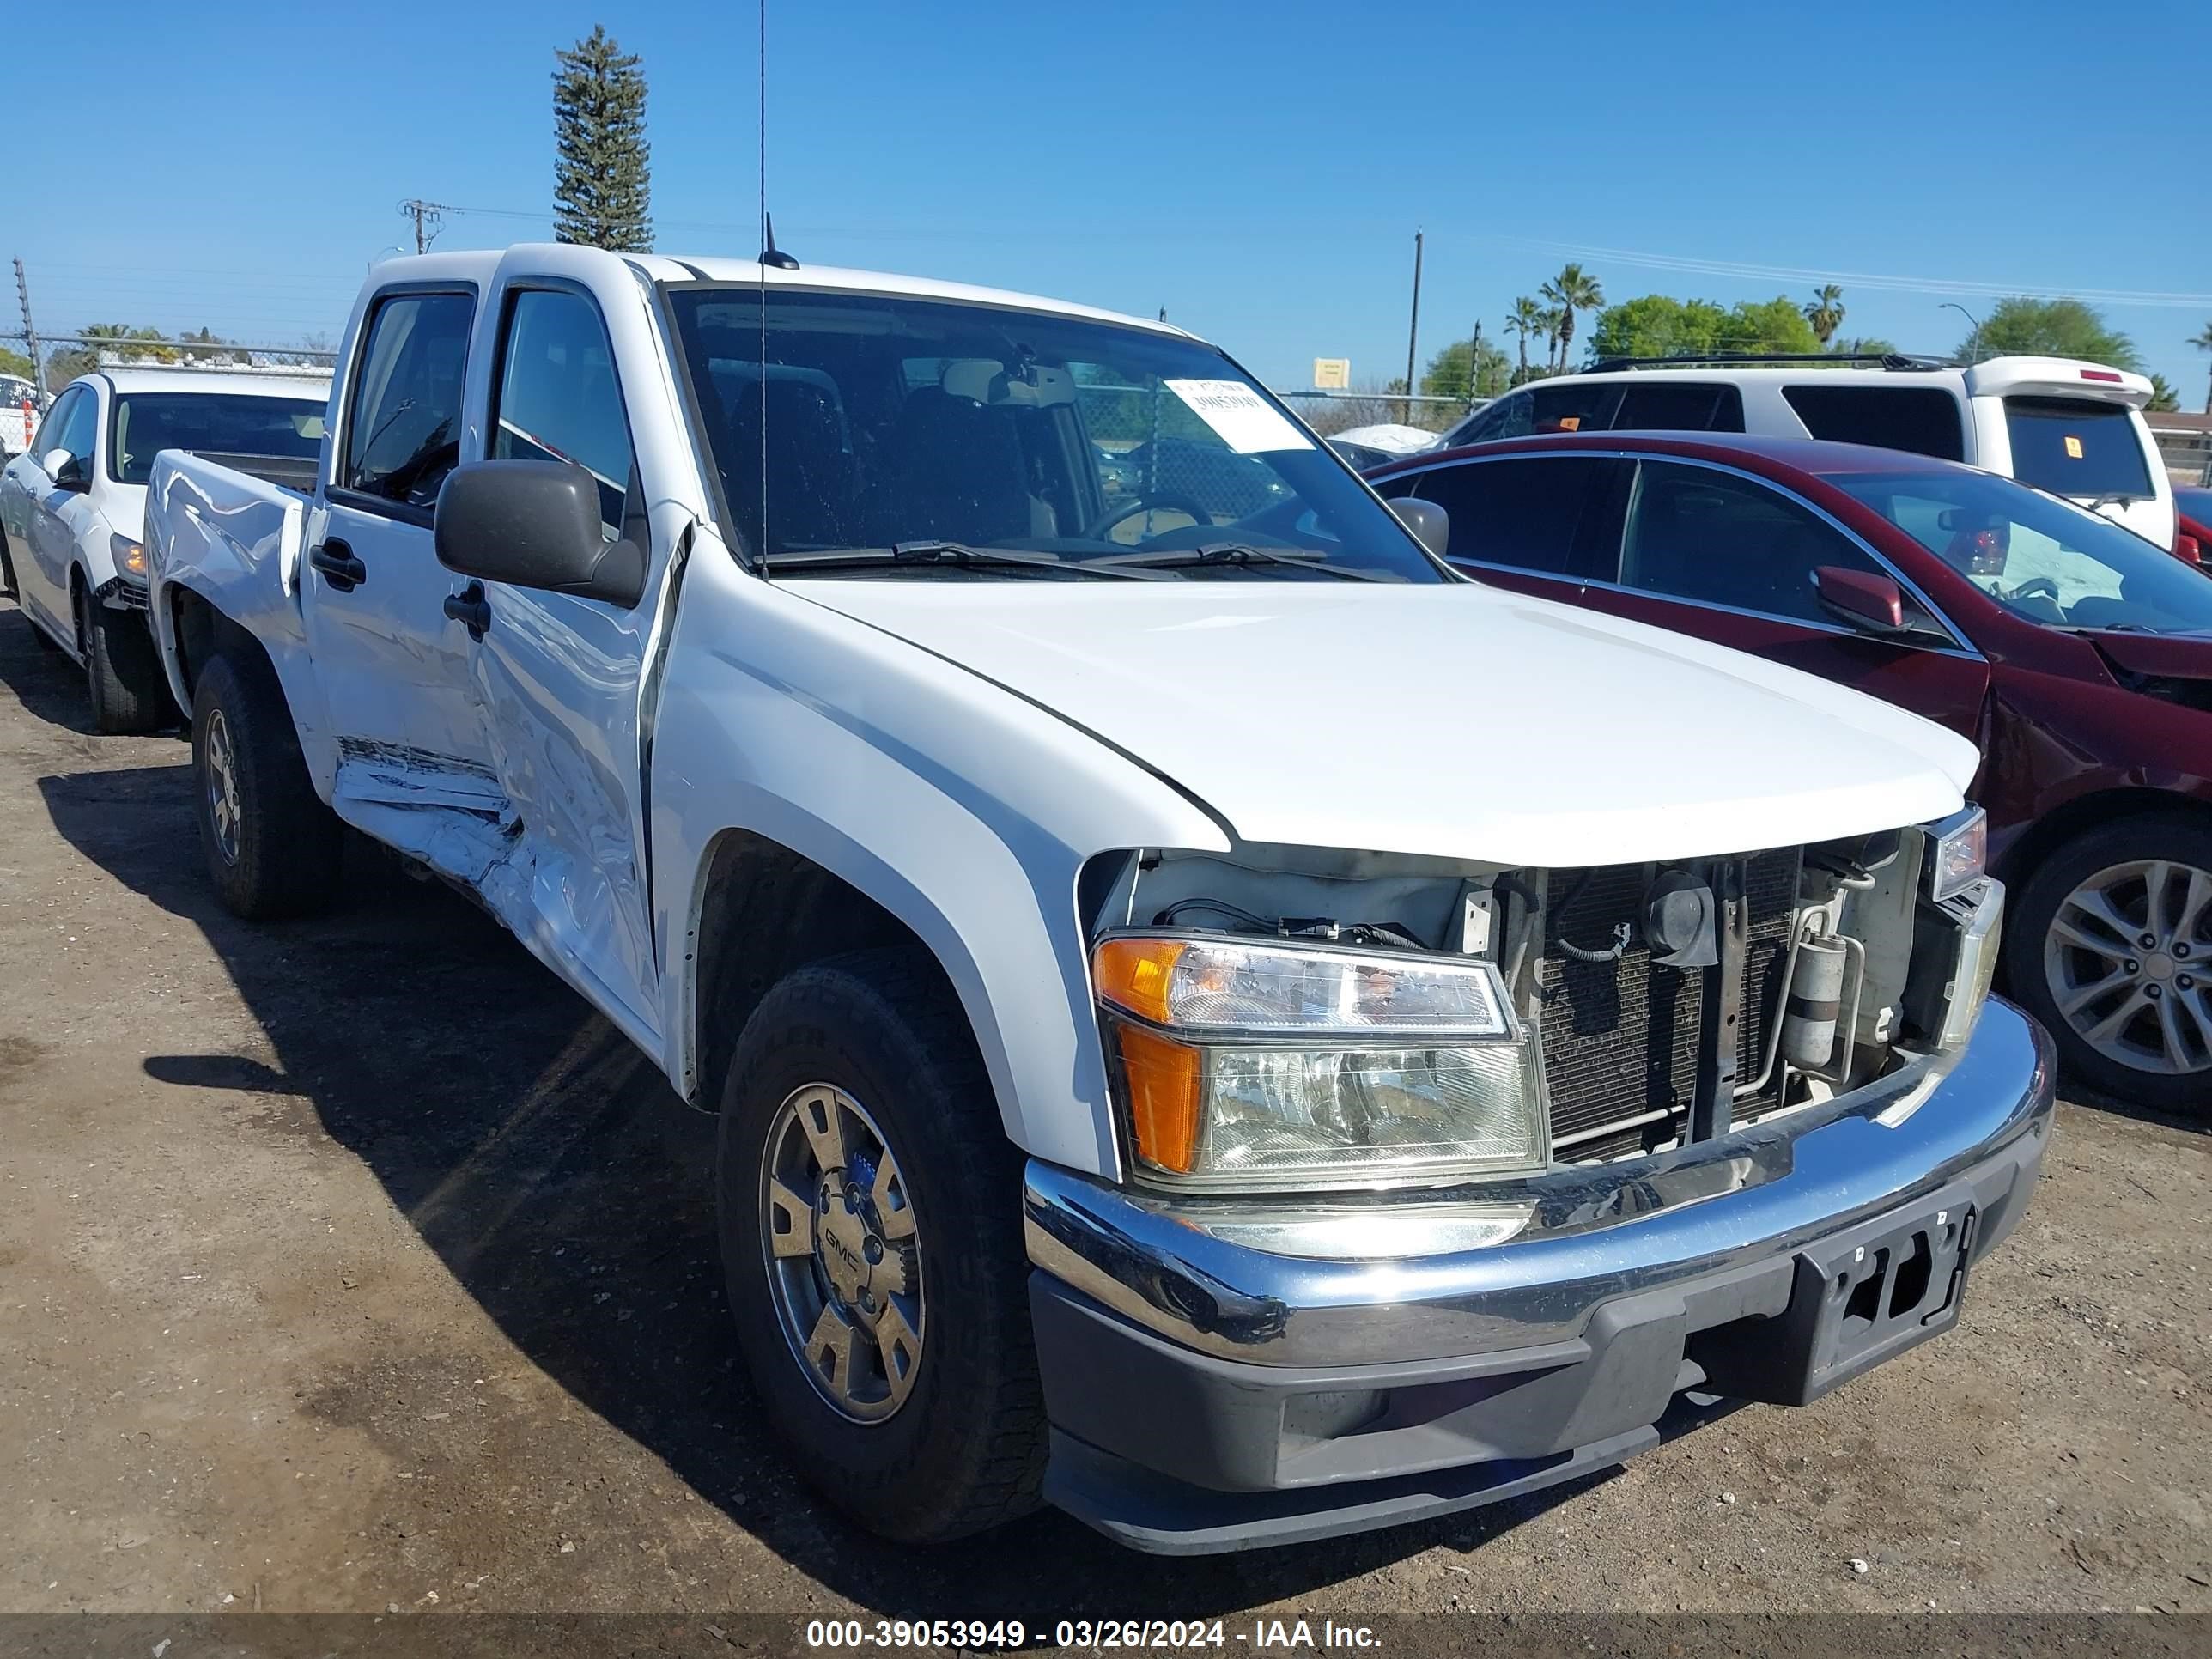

left=79, top=591, right=173, bottom=734
left=2007, top=813, right=2212, bottom=1115
left=0, top=523, right=16, bottom=598
left=191, top=652, right=343, bottom=919
left=715, top=950, right=1045, bottom=1541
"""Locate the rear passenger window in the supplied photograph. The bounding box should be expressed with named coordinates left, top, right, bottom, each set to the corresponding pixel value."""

left=1781, top=384, right=1965, bottom=461
left=1612, top=381, right=1745, bottom=433
left=340, top=290, right=475, bottom=511
left=493, top=289, right=635, bottom=534
left=1620, top=460, right=1884, bottom=624
left=2003, top=396, right=2154, bottom=501
left=1408, top=455, right=1630, bottom=579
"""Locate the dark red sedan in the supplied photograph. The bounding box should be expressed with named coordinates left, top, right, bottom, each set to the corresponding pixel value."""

left=1369, top=432, right=2212, bottom=1112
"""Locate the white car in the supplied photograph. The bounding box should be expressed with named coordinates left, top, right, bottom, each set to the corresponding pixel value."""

left=145, top=245, right=2049, bottom=1553
left=0, top=365, right=328, bottom=730
left=1434, top=355, right=2178, bottom=552
left=0, top=374, right=39, bottom=459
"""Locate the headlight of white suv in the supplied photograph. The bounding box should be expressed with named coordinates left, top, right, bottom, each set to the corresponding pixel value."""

left=1093, top=935, right=1548, bottom=1190
left=1924, top=805, right=1986, bottom=902
left=110, top=533, right=147, bottom=580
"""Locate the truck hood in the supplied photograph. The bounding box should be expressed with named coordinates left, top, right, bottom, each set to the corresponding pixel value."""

left=785, top=579, right=1981, bottom=866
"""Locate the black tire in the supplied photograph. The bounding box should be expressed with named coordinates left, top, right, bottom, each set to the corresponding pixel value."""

left=2006, top=811, right=2212, bottom=1115
left=80, top=592, right=173, bottom=734
left=0, top=522, right=17, bottom=598
left=715, top=949, right=1045, bottom=1542
left=190, top=651, right=344, bottom=919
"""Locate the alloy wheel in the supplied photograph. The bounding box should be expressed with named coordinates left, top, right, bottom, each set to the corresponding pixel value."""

left=204, top=708, right=242, bottom=866
left=2044, top=857, right=2212, bottom=1077
left=758, top=1083, right=924, bottom=1423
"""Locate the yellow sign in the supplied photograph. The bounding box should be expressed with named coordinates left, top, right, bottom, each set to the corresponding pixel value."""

left=1312, top=357, right=1351, bottom=390
left=2063, top=434, right=2084, bottom=459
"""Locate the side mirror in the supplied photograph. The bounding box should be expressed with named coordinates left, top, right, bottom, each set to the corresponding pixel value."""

left=42, top=448, right=88, bottom=491
left=1815, top=565, right=1943, bottom=640
left=2175, top=533, right=2203, bottom=567
left=434, top=460, right=645, bottom=609
left=1390, top=496, right=1450, bottom=560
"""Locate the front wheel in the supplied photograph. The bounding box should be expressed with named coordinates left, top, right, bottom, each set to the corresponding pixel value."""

left=81, top=593, right=173, bottom=734
left=2007, top=812, right=2212, bottom=1115
left=191, top=652, right=344, bottom=919
left=715, top=950, right=1045, bottom=1542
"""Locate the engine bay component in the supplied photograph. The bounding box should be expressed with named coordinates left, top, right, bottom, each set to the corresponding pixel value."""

left=1642, top=867, right=1719, bottom=969
left=1782, top=933, right=1850, bottom=1068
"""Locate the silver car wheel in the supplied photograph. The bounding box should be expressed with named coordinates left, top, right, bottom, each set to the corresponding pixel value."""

left=759, top=1083, right=923, bottom=1424
left=204, top=708, right=242, bottom=866
left=2045, top=857, right=2212, bottom=1077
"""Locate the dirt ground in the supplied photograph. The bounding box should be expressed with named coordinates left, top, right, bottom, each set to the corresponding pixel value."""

left=1, top=595, right=2207, bottom=1632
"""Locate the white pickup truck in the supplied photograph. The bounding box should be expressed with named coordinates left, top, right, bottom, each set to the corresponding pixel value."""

left=145, top=244, right=2052, bottom=1554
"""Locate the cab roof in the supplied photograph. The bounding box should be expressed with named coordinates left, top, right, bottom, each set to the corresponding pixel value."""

left=362, top=244, right=1188, bottom=338
left=1371, top=429, right=1978, bottom=481
left=82, top=366, right=331, bottom=398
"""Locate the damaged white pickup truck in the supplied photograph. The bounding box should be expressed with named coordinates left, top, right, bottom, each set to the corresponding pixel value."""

left=145, top=244, right=2052, bottom=1554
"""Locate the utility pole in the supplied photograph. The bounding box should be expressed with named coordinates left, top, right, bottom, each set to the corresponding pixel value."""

left=1469, top=318, right=1485, bottom=402
left=14, top=258, right=43, bottom=398
left=1404, top=229, right=1424, bottom=424
left=398, top=199, right=450, bottom=255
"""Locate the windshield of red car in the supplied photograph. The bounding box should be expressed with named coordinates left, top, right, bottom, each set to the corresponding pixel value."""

left=1835, top=470, right=2212, bottom=635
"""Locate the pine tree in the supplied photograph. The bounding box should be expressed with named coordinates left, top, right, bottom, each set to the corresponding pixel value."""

left=552, top=25, right=653, bottom=252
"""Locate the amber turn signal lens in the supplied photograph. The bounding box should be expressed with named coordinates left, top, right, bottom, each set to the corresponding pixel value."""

left=1115, top=1023, right=1201, bottom=1174
left=1094, top=937, right=1187, bottom=1024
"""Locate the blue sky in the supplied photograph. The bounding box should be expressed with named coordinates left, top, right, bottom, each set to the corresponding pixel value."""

left=11, top=0, right=2210, bottom=399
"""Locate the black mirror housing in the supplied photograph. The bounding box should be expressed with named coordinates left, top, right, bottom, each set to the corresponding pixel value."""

left=434, top=460, right=645, bottom=609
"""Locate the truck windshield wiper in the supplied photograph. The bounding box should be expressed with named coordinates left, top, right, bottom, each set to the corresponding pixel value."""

left=762, top=540, right=1165, bottom=580
left=1082, top=542, right=1386, bottom=581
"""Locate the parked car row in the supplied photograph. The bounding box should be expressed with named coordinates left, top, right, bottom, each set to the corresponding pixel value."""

left=0, top=363, right=328, bottom=731
left=40, top=243, right=2044, bottom=1557
left=1368, top=428, right=2212, bottom=1111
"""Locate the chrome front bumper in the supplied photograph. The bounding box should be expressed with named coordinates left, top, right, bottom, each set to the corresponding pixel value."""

left=1023, top=998, right=2054, bottom=1552
left=1024, top=996, right=2054, bottom=1369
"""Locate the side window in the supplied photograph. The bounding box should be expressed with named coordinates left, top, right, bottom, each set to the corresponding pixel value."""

left=1446, top=392, right=1530, bottom=447
left=1781, top=385, right=1965, bottom=461
left=1528, top=381, right=1615, bottom=434
left=493, top=289, right=635, bottom=534
left=1410, top=456, right=1631, bottom=579
left=340, top=290, right=475, bottom=511
left=1612, top=381, right=1745, bottom=433
left=32, top=386, right=86, bottom=459
left=1620, top=460, right=1883, bottom=624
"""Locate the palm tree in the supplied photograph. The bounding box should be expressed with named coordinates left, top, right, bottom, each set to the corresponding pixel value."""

left=1804, top=284, right=1846, bottom=346
left=2193, top=319, right=2212, bottom=413
left=1505, top=296, right=1544, bottom=383
left=1539, top=264, right=1604, bottom=372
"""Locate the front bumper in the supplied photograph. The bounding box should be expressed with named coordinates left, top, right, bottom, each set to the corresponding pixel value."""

left=1024, top=997, right=2055, bottom=1553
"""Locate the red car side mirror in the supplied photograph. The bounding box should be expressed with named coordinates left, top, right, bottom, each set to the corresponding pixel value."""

left=1814, top=565, right=1906, bottom=633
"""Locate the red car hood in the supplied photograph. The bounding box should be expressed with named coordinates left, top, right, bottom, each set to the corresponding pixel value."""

left=2081, top=629, right=2212, bottom=681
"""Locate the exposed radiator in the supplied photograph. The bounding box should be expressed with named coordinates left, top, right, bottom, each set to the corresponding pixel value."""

left=1537, top=848, right=1802, bottom=1160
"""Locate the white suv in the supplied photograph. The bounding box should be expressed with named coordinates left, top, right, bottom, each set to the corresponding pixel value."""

left=1435, top=355, right=2177, bottom=552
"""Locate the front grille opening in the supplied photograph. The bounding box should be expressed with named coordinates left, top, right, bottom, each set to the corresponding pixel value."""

left=1534, top=848, right=1802, bottom=1164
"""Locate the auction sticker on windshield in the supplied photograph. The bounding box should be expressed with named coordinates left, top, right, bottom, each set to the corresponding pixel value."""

left=1164, top=379, right=1312, bottom=453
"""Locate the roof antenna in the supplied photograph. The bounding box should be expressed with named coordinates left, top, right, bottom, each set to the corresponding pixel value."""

left=760, top=211, right=799, bottom=271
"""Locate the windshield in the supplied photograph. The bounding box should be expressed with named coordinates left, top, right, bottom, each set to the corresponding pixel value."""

left=109, top=392, right=326, bottom=485
left=1835, top=469, right=2212, bottom=634
left=2002, top=396, right=2154, bottom=501
left=666, top=287, right=1446, bottom=581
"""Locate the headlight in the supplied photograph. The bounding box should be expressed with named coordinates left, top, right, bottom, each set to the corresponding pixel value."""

left=1094, top=935, right=1547, bottom=1189
left=1936, top=881, right=2003, bottom=1053
left=1924, top=805, right=1986, bottom=902
left=110, top=533, right=146, bottom=580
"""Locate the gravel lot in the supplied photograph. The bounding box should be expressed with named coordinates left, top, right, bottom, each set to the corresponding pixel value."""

left=1, top=594, right=2206, bottom=1630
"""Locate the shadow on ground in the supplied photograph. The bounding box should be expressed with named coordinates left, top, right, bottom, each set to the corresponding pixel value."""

left=6, top=605, right=1678, bottom=1610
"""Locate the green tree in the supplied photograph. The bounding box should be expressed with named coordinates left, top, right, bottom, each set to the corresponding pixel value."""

left=1540, top=263, right=1604, bottom=371
left=1957, top=296, right=2140, bottom=369
left=1504, top=295, right=1545, bottom=384
left=1539, top=305, right=1565, bottom=374
left=1715, top=297, right=1820, bottom=354
left=2191, top=319, right=2212, bottom=413
left=0, top=343, right=31, bottom=381
left=1834, top=336, right=1900, bottom=357
left=553, top=25, right=653, bottom=252
left=1420, top=336, right=1511, bottom=401
left=2147, top=374, right=2182, bottom=413
left=1589, top=295, right=1730, bottom=362
left=1803, top=283, right=1845, bottom=345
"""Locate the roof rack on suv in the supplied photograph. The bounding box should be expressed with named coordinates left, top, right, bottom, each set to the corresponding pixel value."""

left=1582, top=351, right=1954, bottom=374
